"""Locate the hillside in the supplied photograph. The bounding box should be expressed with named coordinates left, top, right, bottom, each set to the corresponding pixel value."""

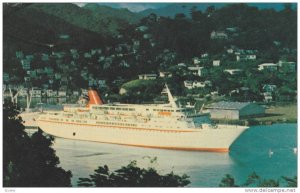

left=28, top=3, right=142, bottom=35
left=3, top=4, right=107, bottom=71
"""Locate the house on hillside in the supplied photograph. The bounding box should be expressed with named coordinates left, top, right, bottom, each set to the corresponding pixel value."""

left=178, top=63, right=186, bottom=67
left=159, top=71, right=172, bottom=78
left=184, top=80, right=211, bottom=89
left=263, top=92, right=273, bottom=102
left=213, top=60, right=221, bottom=67
left=224, top=69, right=243, bottom=75
left=236, top=54, right=256, bottom=61
left=210, top=31, right=228, bottom=40
left=138, top=74, right=157, bottom=80
left=193, top=57, right=201, bottom=65
left=258, top=63, right=278, bottom=71
left=187, top=66, right=207, bottom=77
left=278, top=61, right=296, bottom=72
left=205, top=101, right=265, bottom=120
left=262, top=84, right=277, bottom=102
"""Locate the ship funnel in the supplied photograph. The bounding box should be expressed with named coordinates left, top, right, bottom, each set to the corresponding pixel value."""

left=87, top=89, right=103, bottom=107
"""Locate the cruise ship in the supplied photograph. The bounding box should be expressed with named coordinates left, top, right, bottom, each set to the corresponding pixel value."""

left=35, top=85, right=248, bottom=152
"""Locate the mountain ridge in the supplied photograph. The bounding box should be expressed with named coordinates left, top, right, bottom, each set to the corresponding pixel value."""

left=139, top=3, right=297, bottom=17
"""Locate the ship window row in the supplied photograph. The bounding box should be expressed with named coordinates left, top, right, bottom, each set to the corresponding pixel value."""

left=63, top=113, right=73, bottom=117
left=153, top=109, right=175, bottom=112
left=93, top=106, right=135, bottom=111
left=49, top=118, right=59, bottom=121
left=74, top=120, right=87, bottom=123
left=96, top=121, right=136, bottom=127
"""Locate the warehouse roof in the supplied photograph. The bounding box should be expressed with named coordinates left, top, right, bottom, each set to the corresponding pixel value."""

left=206, top=101, right=251, bottom=110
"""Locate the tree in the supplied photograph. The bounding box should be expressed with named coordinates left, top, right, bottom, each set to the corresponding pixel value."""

left=78, top=160, right=190, bottom=187
left=219, top=174, right=239, bottom=187
left=220, top=172, right=297, bottom=187
left=3, top=100, right=72, bottom=187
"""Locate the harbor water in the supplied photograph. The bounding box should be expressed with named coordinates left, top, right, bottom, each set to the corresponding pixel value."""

left=44, top=123, right=297, bottom=187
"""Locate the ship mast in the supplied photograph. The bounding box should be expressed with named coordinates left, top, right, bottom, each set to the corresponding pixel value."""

left=165, top=84, right=177, bottom=108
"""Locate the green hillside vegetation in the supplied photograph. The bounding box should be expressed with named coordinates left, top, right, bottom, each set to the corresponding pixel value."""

left=122, top=79, right=157, bottom=90
left=3, top=5, right=108, bottom=79
left=28, top=3, right=142, bottom=36
left=120, top=80, right=164, bottom=103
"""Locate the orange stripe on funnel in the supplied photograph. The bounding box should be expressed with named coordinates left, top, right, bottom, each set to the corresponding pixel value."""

left=88, top=90, right=103, bottom=107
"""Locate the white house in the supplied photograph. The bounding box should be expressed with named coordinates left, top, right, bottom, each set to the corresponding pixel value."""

left=258, top=63, right=278, bottom=71
left=184, top=81, right=193, bottom=89
left=201, top=53, right=209, bottom=58
left=138, top=74, right=157, bottom=80
left=193, top=57, right=201, bottom=65
left=236, top=54, right=256, bottom=61
left=227, top=48, right=234, bottom=54
left=213, top=60, right=221, bottom=67
left=159, top=71, right=172, bottom=78
left=263, top=92, right=273, bottom=102
left=184, top=80, right=210, bottom=89
left=210, top=31, right=228, bottom=40
left=187, top=66, right=207, bottom=77
left=224, top=69, right=243, bottom=75
left=193, top=81, right=206, bottom=88
left=178, top=63, right=186, bottom=67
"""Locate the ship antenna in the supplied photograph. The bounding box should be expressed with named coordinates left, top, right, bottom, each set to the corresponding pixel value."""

left=165, top=84, right=177, bottom=108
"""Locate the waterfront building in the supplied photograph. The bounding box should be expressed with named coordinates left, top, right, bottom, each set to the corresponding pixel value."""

left=206, top=101, right=265, bottom=120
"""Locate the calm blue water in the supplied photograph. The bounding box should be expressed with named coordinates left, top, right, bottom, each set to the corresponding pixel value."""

left=51, top=123, right=297, bottom=187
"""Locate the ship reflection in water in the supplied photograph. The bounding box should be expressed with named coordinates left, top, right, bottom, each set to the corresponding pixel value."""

left=51, top=123, right=297, bottom=187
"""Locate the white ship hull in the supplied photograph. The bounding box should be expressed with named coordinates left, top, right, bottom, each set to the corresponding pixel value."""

left=20, top=111, right=40, bottom=128
left=37, top=120, right=247, bottom=152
